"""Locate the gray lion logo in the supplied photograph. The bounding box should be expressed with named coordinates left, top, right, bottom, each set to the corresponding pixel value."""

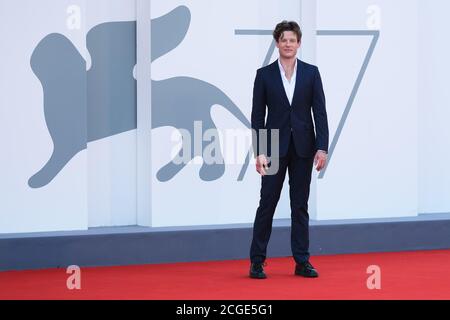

left=29, top=5, right=251, bottom=188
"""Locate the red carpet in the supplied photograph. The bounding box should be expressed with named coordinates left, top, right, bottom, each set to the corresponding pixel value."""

left=1, top=249, right=449, bottom=300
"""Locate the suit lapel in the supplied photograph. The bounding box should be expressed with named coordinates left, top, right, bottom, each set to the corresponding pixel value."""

left=271, top=60, right=291, bottom=109
left=291, top=59, right=303, bottom=108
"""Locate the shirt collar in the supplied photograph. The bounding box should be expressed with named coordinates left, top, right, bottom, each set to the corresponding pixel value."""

left=278, top=58, right=297, bottom=82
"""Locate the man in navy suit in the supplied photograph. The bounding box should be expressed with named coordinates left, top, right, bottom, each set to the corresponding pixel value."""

left=249, top=21, right=329, bottom=279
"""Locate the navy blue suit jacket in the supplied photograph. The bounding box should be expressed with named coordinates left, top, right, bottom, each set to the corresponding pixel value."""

left=251, top=59, right=329, bottom=158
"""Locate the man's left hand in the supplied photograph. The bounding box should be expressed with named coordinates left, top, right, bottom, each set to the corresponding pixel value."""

left=314, top=150, right=327, bottom=171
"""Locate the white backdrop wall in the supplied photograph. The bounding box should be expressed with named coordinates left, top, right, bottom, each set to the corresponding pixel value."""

left=1, top=0, right=449, bottom=233
left=418, top=0, right=450, bottom=214
left=0, top=0, right=138, bottom=233
left=0, top=0, right=88, bottom=233
left=86, top=0, right=137, bottom=227
left=315, top=0, right=419, bottom=219
left=150, top=0, right=301, bottom=227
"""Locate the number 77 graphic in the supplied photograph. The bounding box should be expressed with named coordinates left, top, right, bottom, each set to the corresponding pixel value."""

left=235, top=29, right=379, bottom=179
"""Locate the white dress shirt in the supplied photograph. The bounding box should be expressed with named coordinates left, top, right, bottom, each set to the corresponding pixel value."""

left=278, top=58, right=297, bottom=106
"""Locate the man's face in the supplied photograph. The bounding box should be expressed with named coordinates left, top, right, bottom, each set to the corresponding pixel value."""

left=276, top=31, right=300, bottom=59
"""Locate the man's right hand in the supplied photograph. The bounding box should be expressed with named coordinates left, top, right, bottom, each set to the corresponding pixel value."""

left=256, top=154, right=269, bottom=176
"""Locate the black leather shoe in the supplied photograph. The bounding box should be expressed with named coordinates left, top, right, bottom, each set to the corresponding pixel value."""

left=249, top=262, right=267, bottom=279
left=295, top=261, right=319, bottom=278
